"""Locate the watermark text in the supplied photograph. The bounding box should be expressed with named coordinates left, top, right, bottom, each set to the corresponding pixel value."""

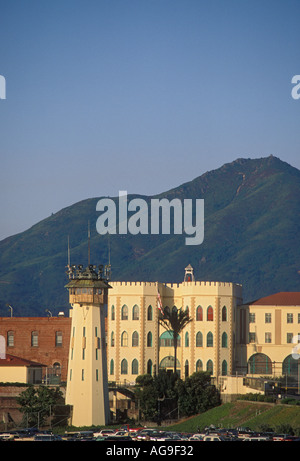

left=0, top=75, right=6, bottom=99
left=96, top=191, right=204, bottom=245
left=291, top=75, right=300, bottom=100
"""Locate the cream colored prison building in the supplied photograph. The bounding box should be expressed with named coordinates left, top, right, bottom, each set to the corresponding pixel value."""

left=238, top=292, right=300, bottom=378
left=107, top=266, right=243, bottom=383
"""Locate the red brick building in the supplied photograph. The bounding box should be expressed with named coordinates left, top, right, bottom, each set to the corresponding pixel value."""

left=0, top=316, right=71, bottom=382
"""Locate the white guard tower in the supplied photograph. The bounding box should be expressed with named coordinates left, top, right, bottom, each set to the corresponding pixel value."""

left=65, top=264, right=111, bottom=427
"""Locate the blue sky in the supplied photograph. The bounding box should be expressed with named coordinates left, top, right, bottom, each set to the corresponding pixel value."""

left=0, top=0, right=299, bottom=240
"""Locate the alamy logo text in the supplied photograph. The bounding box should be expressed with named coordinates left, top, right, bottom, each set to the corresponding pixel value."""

left=96, top=191, right=204, bottom=246
left=0, top=75, right=6, bottom=99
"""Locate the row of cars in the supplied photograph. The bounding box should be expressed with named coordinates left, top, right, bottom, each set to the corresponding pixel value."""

left=65, top=427, right=300, bottom=442
left=1, top=426, right=300, bottom=441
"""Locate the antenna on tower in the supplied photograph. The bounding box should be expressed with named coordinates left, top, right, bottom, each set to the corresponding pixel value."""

left=66, top=235, right=73, bottom=279
left=88, top=220, right=91, bottom=266
left=68, top=235, right=70, bottom=267
left=104, top=233, right=111, bottom=280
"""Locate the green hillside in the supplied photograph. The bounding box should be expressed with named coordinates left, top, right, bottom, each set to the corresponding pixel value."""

left=0, top=155, right=300, bottom=316
left=169, top=401, right=300, bottom=433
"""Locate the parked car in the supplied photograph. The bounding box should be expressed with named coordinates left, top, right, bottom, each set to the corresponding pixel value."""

left=93, top=429, right=115, bottom=438
left=34, top=434, right=63, bottom=441
left=203, top=435, right=225, bottom=441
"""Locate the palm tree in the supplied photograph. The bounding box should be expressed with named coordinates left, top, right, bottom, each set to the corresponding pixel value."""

left=159, top=307, right=192, bottom=375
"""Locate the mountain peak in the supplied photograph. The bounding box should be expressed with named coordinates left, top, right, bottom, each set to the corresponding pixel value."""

left=0, top=155, right=299, bottom=315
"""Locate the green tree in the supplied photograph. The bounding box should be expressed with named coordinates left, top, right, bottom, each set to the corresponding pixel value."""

left=135, top=374, right=159, bottom=421
left=176, top=371, right=221, bottom=417
left=16, top=385, right=64, bottom=429
left=159, top=307, right=192, bottom=375
left=135, top=371, right=180, bottom=422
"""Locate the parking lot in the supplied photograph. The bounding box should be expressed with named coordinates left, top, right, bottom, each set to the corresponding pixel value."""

left=1, top=426, right=299, bottom=441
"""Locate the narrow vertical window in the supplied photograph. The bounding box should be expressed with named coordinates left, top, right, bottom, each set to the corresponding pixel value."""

left=196, top=306, right=203, bottom=321
left=55, top=331, right=63, bottom=347
left=132, top=305, right=139, bottom=320
left=31, top=331, right=38, bottom=347
left=7, top=331, right=14, bottom=347
left=121, top=305, right=128, bottom=320
left=147, top=305, right=153, bottom=321
left=222, top=306, right=227, bottom=321
left=207, top=306, right=213, bottom=321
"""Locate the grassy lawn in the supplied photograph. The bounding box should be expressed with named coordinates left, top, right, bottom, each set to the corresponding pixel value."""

left=167, top=401, right=300, bottom=433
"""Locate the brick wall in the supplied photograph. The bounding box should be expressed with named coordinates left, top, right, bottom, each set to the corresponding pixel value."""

left=0, top=317, right=71, bottom=381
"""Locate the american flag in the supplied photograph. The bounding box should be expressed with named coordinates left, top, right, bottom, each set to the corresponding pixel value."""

left=157, top=286, right=163, bottom=314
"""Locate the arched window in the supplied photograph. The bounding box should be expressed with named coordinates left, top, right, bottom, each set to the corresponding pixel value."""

left=147, top=359, right=153, bottom=375
left=121, top=331, right=128, bottom=347
left=282, top=355, right=300, bottom=377
left=196, top=306, right=203, bottom=321
left=121, top=359, right=128, bottom=374
left=132, top=359, right=139, bottom=375
left=159, top=331, right=181, bottom=347
left=222, top=332, right=228, bottom=348
left=132, top=331, right=139, bottom=347
left=185, top=332, right=189, bottom=347
left=222, top=306, right=227, bottom=321
left=110, top=359, right=114, bottom=375
left=222, top=360, right=228, bottom=376
left=248, top=353, right=272, bottom=374
left=111, top=331, right=115, bottom=347
left=207, top=306, right=213, bottom=321
left=196, top=331, right=203, bottom=347
left=164, top=306, right=170, bottom=315
left=147, top=305, right=153, bottom=321
left=196, top=359, right=203, bottom=372
left=147, top=331, right=152, bottom=347
left=53, top=362, right=61, bottom=377
left=185, top=360, right=189, bottom=378
left=111, top=305, right=115, bottom=321
left=132, top=304, right=139, bottom=320
left=207, top=331, right=213, bottom=347
left=160, top=356, right=180, bottom=370
left=207, top=359, right=213, bottom=374
left=121, top=305, right=128, bottom=320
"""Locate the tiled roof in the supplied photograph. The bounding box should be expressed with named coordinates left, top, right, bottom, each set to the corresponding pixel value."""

left=252, top=292, right=300, bottom=306
left=0, top=354, right=46, bottom=367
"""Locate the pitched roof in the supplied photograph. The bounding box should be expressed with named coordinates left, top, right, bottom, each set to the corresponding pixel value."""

left=252, top=292, right=300, bottom=306
left=0, top=354, right=46, bottom=367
